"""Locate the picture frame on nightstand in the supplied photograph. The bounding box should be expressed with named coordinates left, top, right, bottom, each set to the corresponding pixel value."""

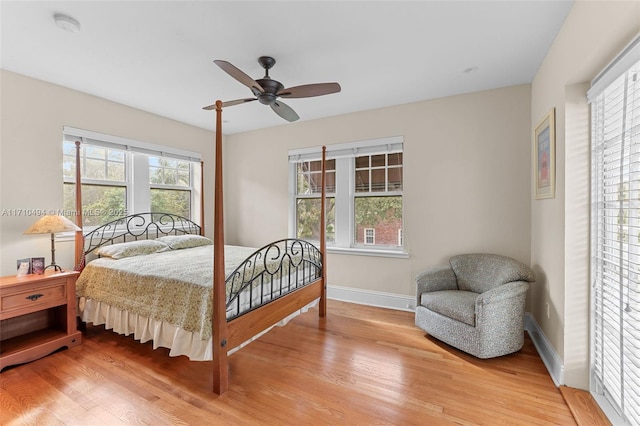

left=31, top=257, right=45, bottom=275
left=16, top=258, right=31, bottom=276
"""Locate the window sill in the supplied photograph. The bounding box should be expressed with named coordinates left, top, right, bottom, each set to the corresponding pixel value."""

left=326, top=246, right=409, bottom=259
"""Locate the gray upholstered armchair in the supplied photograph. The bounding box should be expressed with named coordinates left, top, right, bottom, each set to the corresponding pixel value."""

left=415, top=253, right=535, bottom=358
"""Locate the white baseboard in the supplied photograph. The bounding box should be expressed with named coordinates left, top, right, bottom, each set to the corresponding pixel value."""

left=327, top=285, right=415, bottom=312
left=525, top=312, right=564, bottom=386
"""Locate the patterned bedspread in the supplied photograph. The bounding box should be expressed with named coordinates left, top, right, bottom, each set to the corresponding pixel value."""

left=76, top=245, right=256, bottom=340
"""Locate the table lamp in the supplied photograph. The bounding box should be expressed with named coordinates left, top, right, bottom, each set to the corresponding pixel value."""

left=24, top=214, right=81, bottom=272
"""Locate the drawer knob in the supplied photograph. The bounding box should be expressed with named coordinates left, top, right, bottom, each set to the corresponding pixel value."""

left=26, top=293, right=44, bottom=301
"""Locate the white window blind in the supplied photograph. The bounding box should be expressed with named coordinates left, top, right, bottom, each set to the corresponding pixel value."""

left=288, top=136, right=403, bottom=163
left=590, top=35, right=640, bottom=425
left=63, top=126, right=201, bottom=162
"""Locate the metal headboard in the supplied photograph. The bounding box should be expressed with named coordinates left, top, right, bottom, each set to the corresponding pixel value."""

left=83, top=212, right=201, bottom=255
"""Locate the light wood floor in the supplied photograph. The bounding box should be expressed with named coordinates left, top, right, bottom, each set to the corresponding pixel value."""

left=1, top=300, right=579, bottom=425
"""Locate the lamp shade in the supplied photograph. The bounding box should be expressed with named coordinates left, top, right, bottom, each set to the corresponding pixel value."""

left=24, top=215, right=81, bottom=235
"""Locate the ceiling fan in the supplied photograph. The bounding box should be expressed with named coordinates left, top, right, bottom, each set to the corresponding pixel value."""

left=204, top=56, right=341, bottom=122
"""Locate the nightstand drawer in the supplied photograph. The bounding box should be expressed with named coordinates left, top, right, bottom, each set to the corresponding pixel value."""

left=1, top=279, right=67, bottom=315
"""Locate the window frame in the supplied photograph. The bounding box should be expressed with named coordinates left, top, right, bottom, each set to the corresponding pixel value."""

left=63, top=142, right=130, bottom=227
left=589, top=35, right=640, bottom=426
left=148, top=155, right=194, bottom=220
left=288, top=136, right=407, bottom=258
left=63, top=127, right=202, bottom=231
left=294, top=159, right=337, bottom=244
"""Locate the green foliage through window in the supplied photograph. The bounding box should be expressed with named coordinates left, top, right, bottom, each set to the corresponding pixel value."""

left=151, top=189, right=190, bottom=219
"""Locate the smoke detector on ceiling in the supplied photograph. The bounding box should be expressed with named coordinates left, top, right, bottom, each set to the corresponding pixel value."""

left=54, top=13, right=81, bottom=33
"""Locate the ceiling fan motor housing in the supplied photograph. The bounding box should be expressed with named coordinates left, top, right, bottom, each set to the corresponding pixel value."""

left=255, top=78, right=284, bottom=105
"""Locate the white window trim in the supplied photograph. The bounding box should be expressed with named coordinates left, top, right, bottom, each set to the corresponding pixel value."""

left=288, top=136, right=406, bottom=257
left=148, top=155, right=195, bottom=220
left=327, top=246, right=409, bottom=258
left=63, top=128, right=202, bottom=231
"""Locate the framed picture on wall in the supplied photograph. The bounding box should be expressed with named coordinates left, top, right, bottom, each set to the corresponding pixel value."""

left=534, top=108, right=556, bottom=199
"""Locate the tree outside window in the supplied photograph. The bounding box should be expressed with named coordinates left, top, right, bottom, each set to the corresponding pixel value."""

left=149, top=157, right=192, bottom=219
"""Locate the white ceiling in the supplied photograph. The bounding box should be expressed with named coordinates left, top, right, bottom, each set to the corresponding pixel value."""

left=1, top=1, right=574, bottom=135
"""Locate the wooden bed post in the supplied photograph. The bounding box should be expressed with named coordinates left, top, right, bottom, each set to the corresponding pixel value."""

left=74, top=140, right=84, bottom=271
left=200, top=160, right=205, bottom=236
left=212, top=100, right=229, bottom=395
left=319, top=146, right=327, bottom=317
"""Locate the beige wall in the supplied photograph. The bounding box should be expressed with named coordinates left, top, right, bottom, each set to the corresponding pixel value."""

left=225, top=84, right=532, bottom=299
left=0, top=71, right=531, bottom=297
left=530, top=0, right=640, bottom=388
left=0, top=70, right=214, bottom=275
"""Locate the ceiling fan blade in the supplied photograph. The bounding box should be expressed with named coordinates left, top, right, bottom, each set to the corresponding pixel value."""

left=202, top=98, right=257, bottom=110
left=271, top=101, right=300, bottom=122
left=277, top=82, right=341, bottom=98
left=223, top=98, right=257, bottom=108
left=214, top=60, right=264, bottom=94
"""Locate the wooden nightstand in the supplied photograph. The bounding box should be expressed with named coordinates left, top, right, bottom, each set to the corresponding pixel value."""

left=0, top=270, right=82, bottom=371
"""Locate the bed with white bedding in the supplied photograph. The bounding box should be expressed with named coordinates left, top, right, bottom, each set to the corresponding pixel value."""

left=76, top=217, right=322, bottom=361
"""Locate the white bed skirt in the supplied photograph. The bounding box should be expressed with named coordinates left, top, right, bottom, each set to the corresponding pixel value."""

left=78, top=297, right=318, bottom=361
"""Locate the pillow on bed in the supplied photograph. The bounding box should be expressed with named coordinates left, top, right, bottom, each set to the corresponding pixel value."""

left=155, top=234, right=213, bottom=250
left=94, top=240, right=169, bottom=259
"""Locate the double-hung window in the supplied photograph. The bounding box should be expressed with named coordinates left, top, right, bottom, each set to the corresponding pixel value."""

left=589, top=36, right=640, bottom=425
left=149, top=156, right=193, bottom=220
left=294, top=158, right=337, bottom=243
left=354, top=151, right=403, bottom=247
left=63, top=142, right=128, bottom=226
left=289, top=136, right=404, bottom=255
left=62, top=127, right=201, bottom=228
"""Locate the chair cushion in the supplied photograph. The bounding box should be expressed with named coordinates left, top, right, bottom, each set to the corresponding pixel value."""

left=420, top=290, right=478, bottom=326
left=450, top=253, right=536, bottom=293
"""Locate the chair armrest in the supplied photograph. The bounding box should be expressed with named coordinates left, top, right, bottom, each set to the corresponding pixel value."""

left=416, top=266, right=458, bottom=305
left=476, top=281, right=529, bottom=306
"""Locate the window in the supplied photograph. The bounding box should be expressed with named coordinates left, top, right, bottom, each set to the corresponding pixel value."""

left=295, top=159, right=336, bottom=243
left=149, top=156, right=192, bottom=219
left=363, top=228, right=375, bottom=245
left=354, top=152, right=403, bottom=247
left=289, top=136, right=404, bottom=254
left=63, top=127, right=201, bottom=228
left=589, top=36, right=640, bottom=425
left=63, top=143, right=127, bottom=226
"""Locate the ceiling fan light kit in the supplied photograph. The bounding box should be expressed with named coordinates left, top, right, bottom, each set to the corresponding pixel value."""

left=204, top=56, right=341, bottom=122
